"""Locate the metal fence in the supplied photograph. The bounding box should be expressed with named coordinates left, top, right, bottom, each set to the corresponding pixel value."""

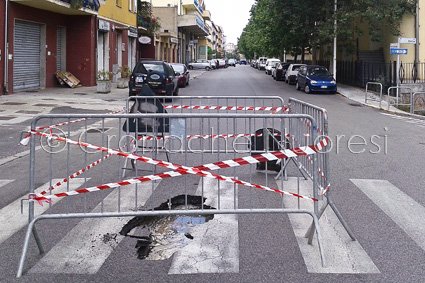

left=17, top=110, right=331, bottom=277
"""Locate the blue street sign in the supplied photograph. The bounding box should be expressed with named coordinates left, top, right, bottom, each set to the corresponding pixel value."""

left=390, top=48, right=408, bottom=55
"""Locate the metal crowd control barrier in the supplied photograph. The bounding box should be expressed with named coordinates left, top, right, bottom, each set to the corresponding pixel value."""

left=412, top=92, right=425, bottom=114
left=386, top=86, right=414, bottom=112
left=17, top=112, right=327, bottom=278
left=365, top=82, right=383, bottom=108
left=122, top=96, right=288, bottom=177
left=289, top=98, right=356, bottom=243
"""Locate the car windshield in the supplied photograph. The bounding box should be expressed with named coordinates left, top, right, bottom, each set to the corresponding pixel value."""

left=292, top=65, right=302, bottom=71
left=309, top=67, right=330, bottom=76
left=171, top=64, right=185, bottom=73
left=270, top=61, right=279, bottom=67
left=142, top=63, right=165, bottom=73
left=133, top=63, right=148, bottom=74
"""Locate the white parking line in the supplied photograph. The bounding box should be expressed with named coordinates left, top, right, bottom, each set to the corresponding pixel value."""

left=277, top=177, right=380, bottom=274
left=168, top=178, right=239, bottom=274
left=351, top=179, right=425, bottom=252
left=0, top=178, right=87, bottom=245
left=30, top=182, right=157, bottom=274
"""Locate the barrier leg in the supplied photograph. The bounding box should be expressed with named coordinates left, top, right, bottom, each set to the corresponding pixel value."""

left=17, top=219, right=40, bottom=278
left=305, top=196, right=356, bottom=243
left=310, top=212, right=326, bottom=267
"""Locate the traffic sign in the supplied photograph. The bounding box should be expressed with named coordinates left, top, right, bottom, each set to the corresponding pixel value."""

left=390, top=48, right=408, bottom=55
left=399, top=37, right=416, bottom=44
left=390, top=43, right=398, bottom=48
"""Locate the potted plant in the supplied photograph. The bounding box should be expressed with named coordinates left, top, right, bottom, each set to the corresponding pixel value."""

left=117, top=66, right=132, bottom=89
left=97, top=70, right=112, bottom=93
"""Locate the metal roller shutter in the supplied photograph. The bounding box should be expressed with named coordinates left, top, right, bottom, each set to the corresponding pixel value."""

left=13, top=21, right=41, bottom=91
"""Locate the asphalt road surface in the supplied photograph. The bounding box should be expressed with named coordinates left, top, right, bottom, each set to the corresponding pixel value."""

left=0, top=65, right=424, bottom=282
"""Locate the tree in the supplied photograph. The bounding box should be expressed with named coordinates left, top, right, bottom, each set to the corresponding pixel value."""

left=238, top=0, right=415, bottom=61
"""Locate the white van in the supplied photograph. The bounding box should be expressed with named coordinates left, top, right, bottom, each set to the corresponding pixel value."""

left=265, top=58, right=281, bottom=75
left=257, top=57, right=268, bottom=70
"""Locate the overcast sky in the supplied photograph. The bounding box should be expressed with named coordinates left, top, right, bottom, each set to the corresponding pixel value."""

left=205, top=0, right=255, bottom=45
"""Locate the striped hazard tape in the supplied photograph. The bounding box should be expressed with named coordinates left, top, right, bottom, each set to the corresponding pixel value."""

left=29, top=131, right=329, bottom=203
left=163, top=104, right=288, bottom=112
left=19, top=108, right=125, bottom=146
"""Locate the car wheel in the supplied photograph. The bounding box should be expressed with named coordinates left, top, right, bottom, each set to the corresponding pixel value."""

left=188, top=65, right=193, bottom=70
left=304, top=85, right=311, bottom=94
left=205, top=66, right=211, bottom=71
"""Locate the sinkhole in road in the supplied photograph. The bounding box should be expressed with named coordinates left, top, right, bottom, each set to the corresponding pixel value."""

left=120, top=195, right=215, bottom=260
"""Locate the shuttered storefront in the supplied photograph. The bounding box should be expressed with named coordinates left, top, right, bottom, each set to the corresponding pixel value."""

left=13, top=21, right=41, bottom=91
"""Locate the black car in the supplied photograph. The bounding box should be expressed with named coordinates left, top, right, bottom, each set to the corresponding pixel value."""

left=273, top=63, right=290, bottom=81
left=129, top=60, right=180, bottom=96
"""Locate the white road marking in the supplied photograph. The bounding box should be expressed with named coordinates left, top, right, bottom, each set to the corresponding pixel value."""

left=168, top=178, right=239, bottom=274
left=0, top=178, right=86, bottom=245
left=0, top=179, right=14, bottom=190
left=30, top=182, right=157, bottom=274
left=277, top=177, right=380, bottom=273
left=351, top=179, right=425, bottom=252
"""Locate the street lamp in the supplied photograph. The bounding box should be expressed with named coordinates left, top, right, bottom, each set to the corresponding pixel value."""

left=333, top=0, right=337, bottom=80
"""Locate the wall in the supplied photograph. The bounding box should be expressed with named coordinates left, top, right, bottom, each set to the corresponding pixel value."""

left=152, top=7, right=178, bottom=37
left=0, top=0, right=5, bottom=95
left=8, top=3, right=96, bottom=92
left=98, top=0, right=137, bottom=27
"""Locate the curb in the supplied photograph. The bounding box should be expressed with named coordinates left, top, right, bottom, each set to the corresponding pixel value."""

left=338, top=87, right=425, bottom=121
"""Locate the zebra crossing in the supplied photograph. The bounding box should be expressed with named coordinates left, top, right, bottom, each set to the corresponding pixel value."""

left=0, top=177, right=424, bottom=277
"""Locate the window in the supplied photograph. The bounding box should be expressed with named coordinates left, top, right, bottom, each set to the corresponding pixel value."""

left=128, top=0, right=137, bottom=13
left=116, top=0, right=122, bottom=8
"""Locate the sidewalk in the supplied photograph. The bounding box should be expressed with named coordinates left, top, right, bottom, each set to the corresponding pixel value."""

left=337, top=84, right=425, bottom=120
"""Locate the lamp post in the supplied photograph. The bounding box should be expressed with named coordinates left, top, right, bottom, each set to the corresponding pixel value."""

left=333, top=0, right=337, bottom=80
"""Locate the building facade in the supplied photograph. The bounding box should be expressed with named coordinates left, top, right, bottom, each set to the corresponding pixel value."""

left=152, top=6, right=179, bottom=62
left=1, top=0, right=6, bottom=95
left=150, top=0, right=210, bottom=63
left=97, top=0, right=138, bottom=80
left=4, top=0, right=101, bottom=94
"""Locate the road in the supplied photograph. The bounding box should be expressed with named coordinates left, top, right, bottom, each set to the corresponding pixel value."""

left=0, top=65, right=424, bottom=282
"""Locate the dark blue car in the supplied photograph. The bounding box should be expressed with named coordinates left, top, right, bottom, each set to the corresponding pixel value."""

left=296, top=65, right=337, bottom=94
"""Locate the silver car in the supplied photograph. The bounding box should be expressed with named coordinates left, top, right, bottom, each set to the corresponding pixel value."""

left=188, top=60, right=212, bottom=71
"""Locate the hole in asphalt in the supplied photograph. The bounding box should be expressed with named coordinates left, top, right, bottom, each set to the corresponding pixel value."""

left=120, top=195, right=215, bottom=260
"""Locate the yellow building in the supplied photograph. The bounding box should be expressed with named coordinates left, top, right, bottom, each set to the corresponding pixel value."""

left=97, top=0, right=138, bottom=76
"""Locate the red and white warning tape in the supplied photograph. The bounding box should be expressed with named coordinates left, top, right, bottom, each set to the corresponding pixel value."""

left=37, top=153, right=113, bottom=197
left=29, top=131, right=329, bottom=203
left=19, top=108, right=125, bottom=146
left=163, top=105, right=289, bottom=113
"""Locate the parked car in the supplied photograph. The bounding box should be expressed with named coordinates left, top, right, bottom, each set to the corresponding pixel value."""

left=285, top=63, right=305, bottom=84
left=257, top=57, right=268, bottom=70
left=129, top=60, right=179, bottom=96
left=265, top=58, right=281, bottom=75
left=188, top=59, right=211, bottom=71
left=239, top=59, right=247, bottom=65
left=228, top=58, right=237, bottom=67
left=171, top=63, right=190, bottom=88
left=272, top=63, right=290, bottom=81
left=296, top=65, right=337, bottom=94
left=209, top=60, right=217, bottom=69
left=218, top=59, right=227, bottom=68
left=251, top=59, right=258, bottom=68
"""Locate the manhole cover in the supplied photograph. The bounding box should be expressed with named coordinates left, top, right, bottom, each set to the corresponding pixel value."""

left=1, top=102, right=26, bottom=105
left=120, top=195, right=215, bottom=260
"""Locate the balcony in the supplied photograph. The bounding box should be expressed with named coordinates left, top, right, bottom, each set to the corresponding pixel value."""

left=202, top=10, right=211, bottom=21
left=182, top=0, right=203, bottom=14
left=10, top=0, right=101, bottom=15
left=178, top=14, right=208, bottom=36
